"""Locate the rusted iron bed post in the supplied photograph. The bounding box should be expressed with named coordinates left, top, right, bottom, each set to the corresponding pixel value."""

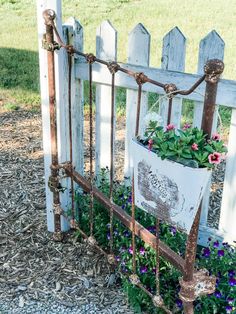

left=179, top=59, right=224, bottom=314
left=43, top=10, right=63, bottom=241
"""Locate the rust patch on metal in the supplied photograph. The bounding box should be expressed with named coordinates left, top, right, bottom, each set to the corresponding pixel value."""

left=179, top=269, right=216, bottom=303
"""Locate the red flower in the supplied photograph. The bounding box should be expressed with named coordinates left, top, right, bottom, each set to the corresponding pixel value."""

left=212, top=133, right=220, bottom=141
left=183, top=123, right=191, bottom=130
left=148, top=139, right=153, bottom=151
left=208, top=152, right=221, bottom=164
left=166, top=124, right=175, bottom=131
left=191, top=143, right=198, bottom=151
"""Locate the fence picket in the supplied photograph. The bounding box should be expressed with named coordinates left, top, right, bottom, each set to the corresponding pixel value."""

left=193, top=31, right=224, bottom=237
left=64, top=17, right=84, bottom=175
left=124, top=23, right=150, bottom=180
left=37, top=0, right=72, bottom=231
left=193, top=30, right=225, bottom=129
left=95, top=21, right=117, bottom=177
left=159, top=27, right=186, bottom=128
left=219, top=109, right=236, bottom=243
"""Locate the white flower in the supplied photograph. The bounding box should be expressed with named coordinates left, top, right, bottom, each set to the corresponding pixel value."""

left=143, top=112, right=163, bottom=128
left=139, top=112, right=163, bottom=139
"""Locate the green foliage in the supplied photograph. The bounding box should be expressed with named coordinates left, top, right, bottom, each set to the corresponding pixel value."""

left=3, top=102, right=20, bottom=111
left=143, top=123, right=227, bottom=169
left=71, top=170, right=236, bottom=313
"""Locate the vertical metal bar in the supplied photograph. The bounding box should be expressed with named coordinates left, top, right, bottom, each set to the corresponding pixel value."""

left=89, top=62, right=94, bottom=236
left=201, top=59, right=224, bottom=137
left=167, top=98, right=173, bottom=125
left=131, top=175, right=136, bottom=273
left=109, top=73, right=115, bottom=252
left=155, top=218, right=160, bottom=295
left=181, top=59, right=224, bottom=314
left=68, top=54, right=75, bottom=222
left=43, top=10, right=62, bottom=241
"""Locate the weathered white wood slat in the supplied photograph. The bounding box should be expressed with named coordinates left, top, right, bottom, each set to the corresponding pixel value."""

left=193, top=31, right=224, bottom=236
left=159, top=27, right=186, bottom=128
left=64, top=18, right=84, bottom=175
left=37, top=0, right=70, bottom=232
left=124, top=23, right=150, bottom=180
left=193, top=30, right=225, bottom=129
left=95, top=21, right=117, bottom=176
left=75, top=62, right=236, bottom=108
left=219, top=109, right=236, bottom=244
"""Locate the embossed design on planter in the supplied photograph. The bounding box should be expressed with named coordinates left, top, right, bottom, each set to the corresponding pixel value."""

left=137, top=160, right=185, bottom=223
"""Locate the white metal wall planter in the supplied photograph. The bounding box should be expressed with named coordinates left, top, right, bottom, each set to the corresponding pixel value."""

left=132, top=139, right=211, bottom=234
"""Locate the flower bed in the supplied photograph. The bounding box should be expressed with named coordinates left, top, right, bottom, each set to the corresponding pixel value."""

left=75, top=170, right=236, bottom=314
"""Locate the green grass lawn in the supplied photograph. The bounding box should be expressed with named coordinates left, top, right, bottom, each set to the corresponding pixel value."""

left=0, top=0, right=236, bottom=113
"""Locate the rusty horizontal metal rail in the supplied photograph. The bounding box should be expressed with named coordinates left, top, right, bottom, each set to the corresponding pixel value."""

left=62, top=165, right=185, bottom=274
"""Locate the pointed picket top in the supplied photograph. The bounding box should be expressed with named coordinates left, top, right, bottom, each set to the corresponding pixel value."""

left=162, top=26, right=186, bottom=71
left=64, top=17, right=83, bottom=57
left=128, top=23, right=150, bottom=64
left=96, top=20, right=117, bottom=60
left=198, top=30, right=225, bottom=74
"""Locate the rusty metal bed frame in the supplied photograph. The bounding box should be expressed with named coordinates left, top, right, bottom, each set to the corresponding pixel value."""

left=42, top=9, right=224, bottom=314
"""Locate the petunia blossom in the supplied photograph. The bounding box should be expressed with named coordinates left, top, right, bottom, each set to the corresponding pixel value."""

left=212, top=133, right=221, bottom=141
left=183, top=123, right=191, bottom=130
left=202, top=247, right=211, bottom=257
left=208, top=152, right=221, bottom=164
left=229, top=278, right=236, bottom=286
left=191, top=143, right=198, bottom=151
left=148, top=139, right=153, bottom=151
left=166, top=124, right=175, bottom=131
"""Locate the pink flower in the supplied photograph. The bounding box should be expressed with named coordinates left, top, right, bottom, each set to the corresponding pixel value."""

left=148, top=139, right=153, bottom=151
left=208, top=152, right=221, bottom=164
left=212, top=133, right=221, bottom=141
left=191, top=143, right=198, bottom=151
left=183, top=123, right=191, bottom=130
left=166, top=124, right=175, bottom=131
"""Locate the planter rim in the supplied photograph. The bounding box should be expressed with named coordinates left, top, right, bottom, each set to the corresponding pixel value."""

left=132, top=138, right=212, bottom=173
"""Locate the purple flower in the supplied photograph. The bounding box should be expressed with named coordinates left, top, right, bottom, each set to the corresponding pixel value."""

left=121, top=204, right=125, bottom=209
left=214, top=290, right=222, bottom=298
left=140, top=266, right=148, bottom=274
left=229, top=278, right=236, bottom=286
left=202, top=247, right=211, bottom=257
left=147, top=226, right=156, bottom=233
left=227, top=297, right=234, bottom=305
left=123, top=230, right=130, bottom=237
left=115, top=255, right=121, bottom=262
left=139, top=247, right=145, bottom=255
left=128, top=194, right=132, bottom=204
left=226, top=305, right=233, bottom=313
left=128, top=246, right=133, bottom=255
left=228, top=270, right=235, bottom=277
left=213, top=240, right=219, bottom=248
left=107, top=233, right=111, bottom=240
left=217, top=249, right=225, bottom=257
left=170, top=226, right=177, bottom=235
left=176, top=299, right=183, bottom=308
left=113, top=229, right=119, bottom=236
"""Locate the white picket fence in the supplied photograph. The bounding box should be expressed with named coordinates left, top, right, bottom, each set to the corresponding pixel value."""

left=37, top=0, right=236, bottom=247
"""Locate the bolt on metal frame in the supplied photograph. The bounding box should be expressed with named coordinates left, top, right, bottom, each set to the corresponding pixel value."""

left=42, top=9, right=224, bottom=314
